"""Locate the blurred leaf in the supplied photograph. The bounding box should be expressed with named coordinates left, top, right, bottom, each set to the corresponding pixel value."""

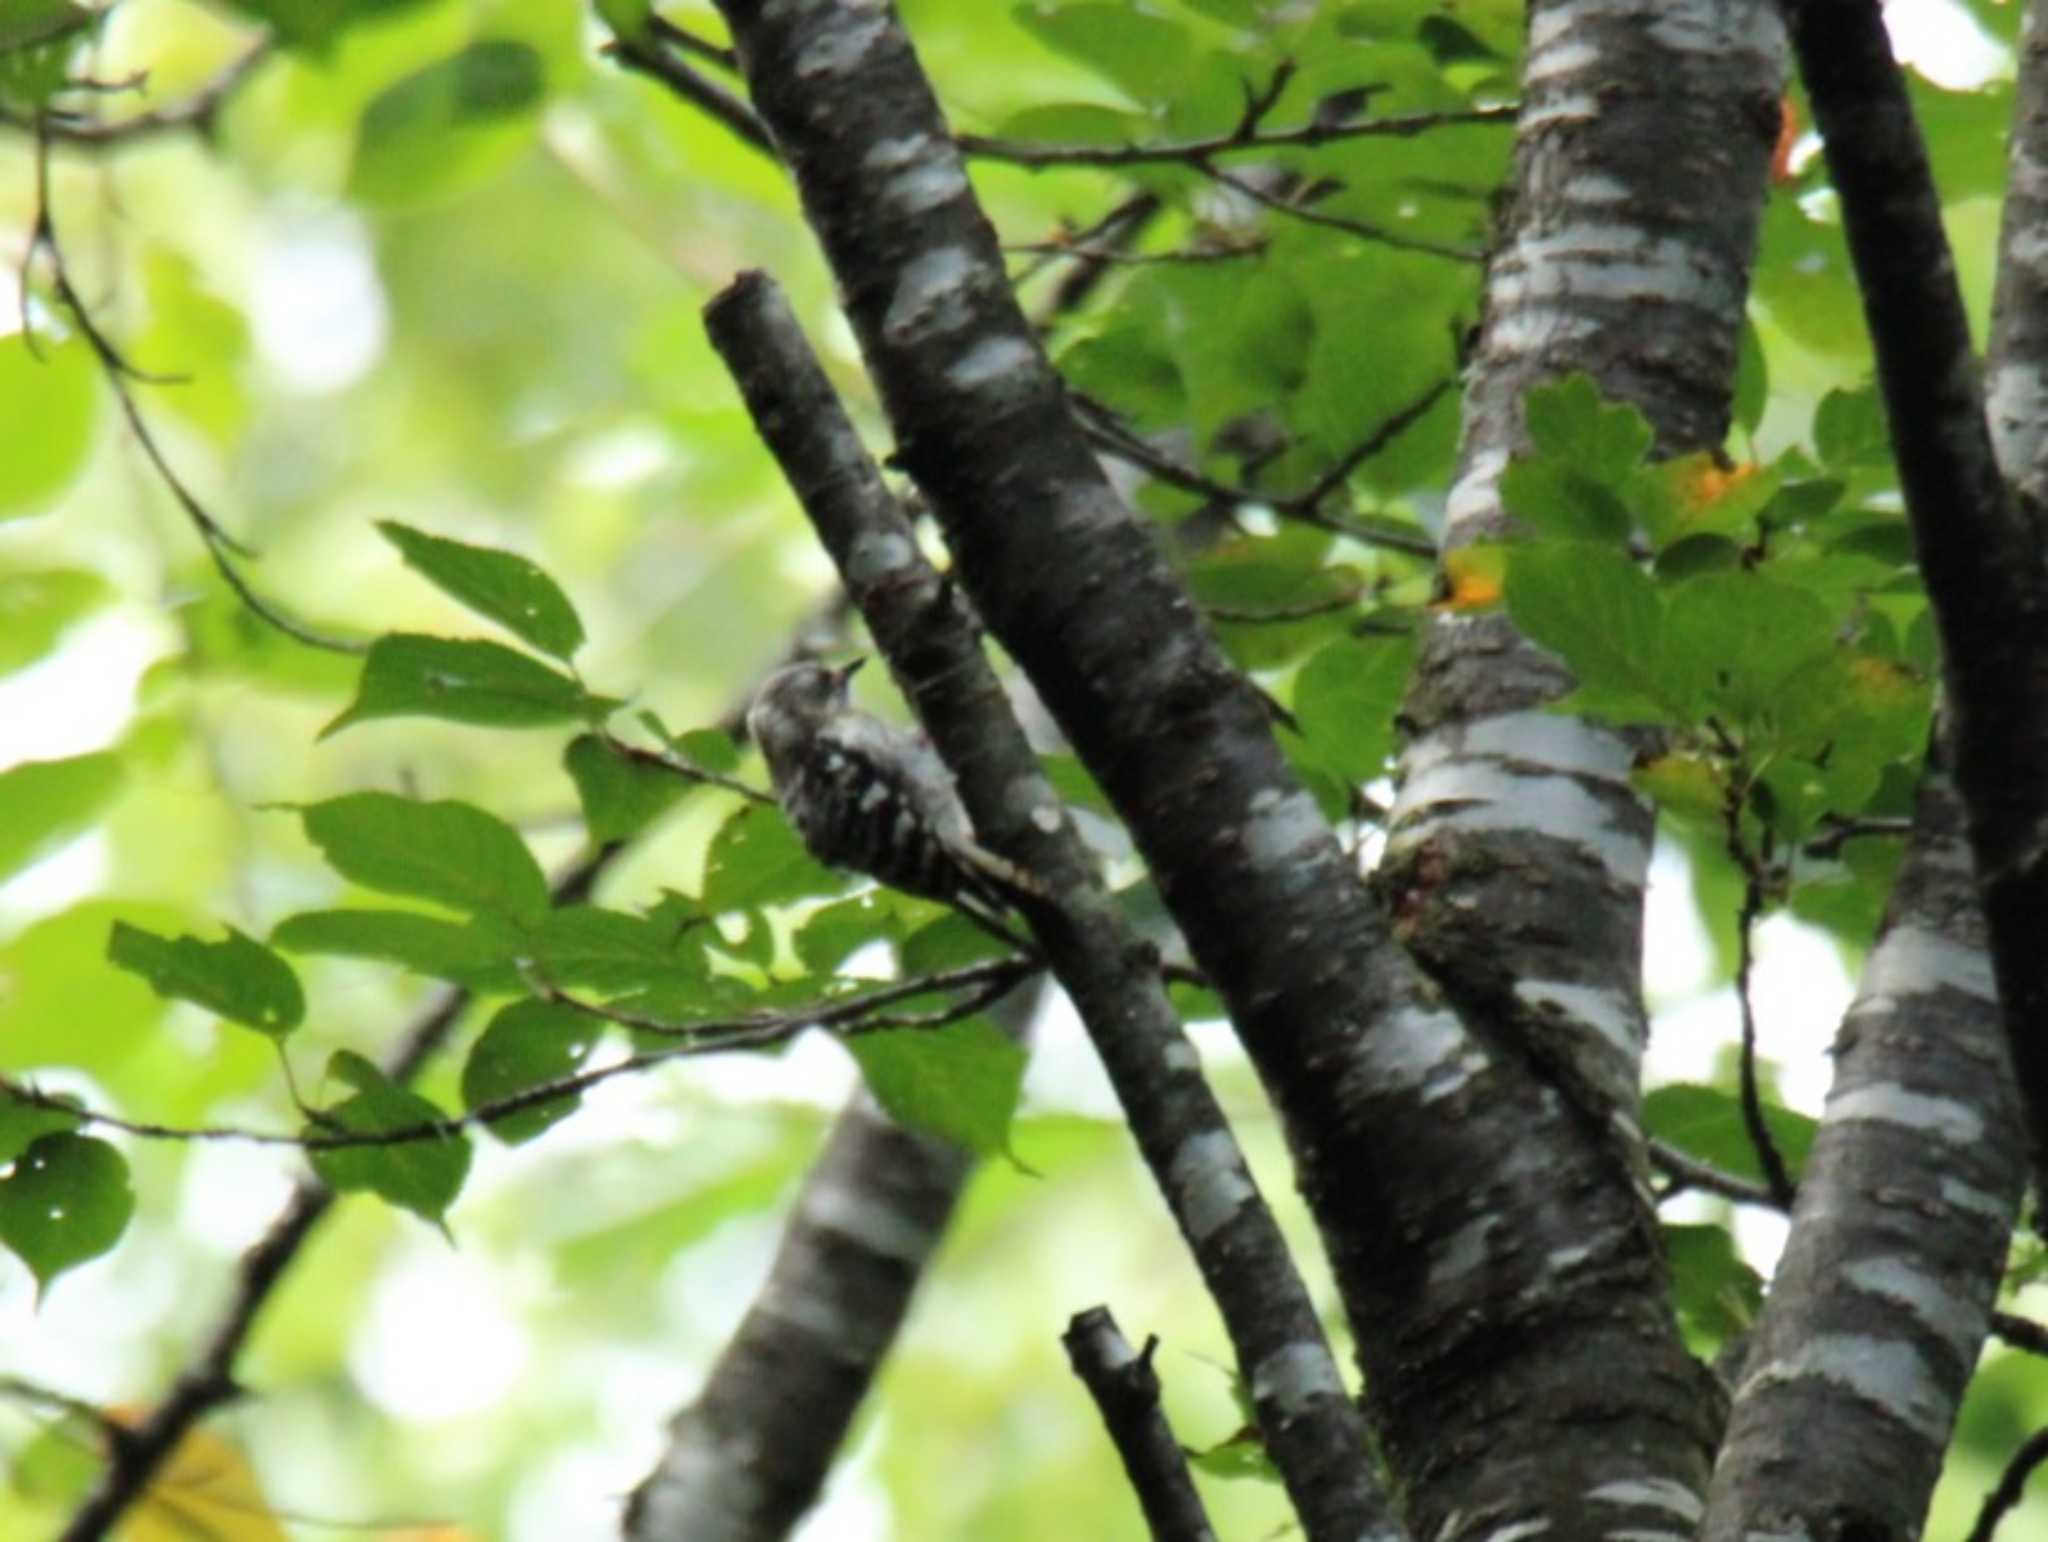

left=0, top=0, right=92, bottom=108
left=322, top=634, right=614, bottom=737
left=106, top=922, right=305, bottom=1039
left=564, top=734, right=688, bottom=843
left=308, top=1052, right=471, bottom=1228
left=136, top=248, right=250, bottom=443
left=0, top=752, right=123, bottom=882
left=0, top=336, right=99, bottom=520
left=377, top=521, right=585, bottom=659
left=296, top=792, right=550, bottom=924
left=462, top=999, right=599, bottom=1144
left=123, top=1422, right=288, bottom=1542
left=0, top=1090, right=83, bottom=1166
left=847, top=1016, right=1025, bottom=1161
left=350, top=40, right=548, bottom=206
left=0, top=1133, right=133, bottom=1293
left=0, top=566, right=108, bottom=676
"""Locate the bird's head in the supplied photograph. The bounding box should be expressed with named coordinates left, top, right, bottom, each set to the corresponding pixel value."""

left=746, top=657, right=864, bottom=761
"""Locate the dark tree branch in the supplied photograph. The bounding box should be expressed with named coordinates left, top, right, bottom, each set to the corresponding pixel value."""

left=1968, top=1427, right=2048, bottom=1542
left=1062, top=1308, right=1218, bottom=1542
left=1785, top=0, right=2048, bottom=1197
left=605, top=32, right=776, bottom=158
left=697, top=269, right=1398, bottom=1541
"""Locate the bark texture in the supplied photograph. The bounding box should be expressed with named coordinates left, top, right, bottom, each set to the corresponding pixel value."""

left=1701, top=769, right=2022, bottom=1541
left=710, top=4, right=1730, bottom=1535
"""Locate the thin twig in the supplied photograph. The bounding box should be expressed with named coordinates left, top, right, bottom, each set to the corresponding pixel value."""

left=1967, top=1426, right=2048, bottom=1542
left=2, top=958, right=1038, bottom=1154
left=1072, top=391, right=1443, bottom=558
left=959, top=102, right=1517, bottom=169
left=1645, top=1136, right=1779, bottom=1208
left=1006, top=237, right=1261, bottom=267
left=20, top=129, right=365, bottom=657
left=604, top=34, right=775, bottom=156
left=1207, top=163, right=1484, bottom=263
left=649, top=16, right=739, bottom=73
left=1, top=41, right=274, bottom=147
left=1723, top=788, right=1796, bottom=1208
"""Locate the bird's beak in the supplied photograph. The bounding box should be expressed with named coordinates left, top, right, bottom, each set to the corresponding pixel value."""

left=832, top=657, right=866, bottom=693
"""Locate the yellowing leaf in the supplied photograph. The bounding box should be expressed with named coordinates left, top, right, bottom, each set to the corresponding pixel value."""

left=110, top=1417, right=286, bottom=1542
left=1436, top=545, right=1506, bottom=611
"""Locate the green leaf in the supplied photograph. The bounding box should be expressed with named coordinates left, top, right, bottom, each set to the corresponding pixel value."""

left=106, top=923, right=304, bottom=1039
left=213, top=0, right=431, bottom=50
left=0, top=335, right=99, bottom=520
left=271, top=908, right=523, bottom=990
left=1498, top=457, right=1634, bottom=542
left=1813, top=384, right=1890, bottom=469
left=0, top=1089, right=83, bottom=1166
left=322, top=634, right=613, bottom=737
left=0, top=753, right=123, bottom=883
left=0, top=1133, right=134, bottom=1293
left=0, top=567, right=109, bottom=676
left=0, top=0, right=93, bottom=109
left=1663, top=571, right=1837, bottom=734
left=297, top=792, right=550, bottom=924
left=1290, top=633, right=1418, bottom=785
left=700, top=805, right=851, bottom=911
left=1011, top=2, right=1202, bottom=110
left=846, top=1017, right=1025, bottom=1160
left=796, top=893, right=899, bottom=975
left=349, top=40, right=547, bottom=207
left=377, top=521, right=585, bottom=659
left=900, top=912, right=1013, bottom=975
left=1506, top=543, right=1692, bottom=722
left=462, top=999, right=598, bottom=1144
left=308, top=1053, right=471, bottom=1227
left=564, top=734, right=689, bottom=843
left=1644, top=1083, right=1816, bottom=1185
left=137, top=247, right=250, bottom=443
left=594, top=0, right=654, bottom=42
left=525, top=904, right=714, bottom=994
left=1664, top=1221, right=1762, bottom=1351
left=1522, top=373, right=1655, bottom=484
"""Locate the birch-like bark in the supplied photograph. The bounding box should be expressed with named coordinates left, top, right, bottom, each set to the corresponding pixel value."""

left=1699, top=766, right=2022, bottom=1539
left=1785, top=0, right=2048, bottom=1194
left=1368, top=2, right=1782, bottom=1530
left=622, top=1086, right=977, bottom=1540
left=708, top=4, right=1724, bottom=1534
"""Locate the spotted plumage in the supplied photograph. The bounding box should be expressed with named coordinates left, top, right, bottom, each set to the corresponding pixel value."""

left=746, top=659, right=1045, bottom=911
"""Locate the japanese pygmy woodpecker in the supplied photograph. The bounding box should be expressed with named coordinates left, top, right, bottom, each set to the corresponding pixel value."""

left=746, top=659, right=1047, bottom=913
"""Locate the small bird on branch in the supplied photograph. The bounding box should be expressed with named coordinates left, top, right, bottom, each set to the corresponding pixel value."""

left=746, top=659, right=1050, bottom=920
